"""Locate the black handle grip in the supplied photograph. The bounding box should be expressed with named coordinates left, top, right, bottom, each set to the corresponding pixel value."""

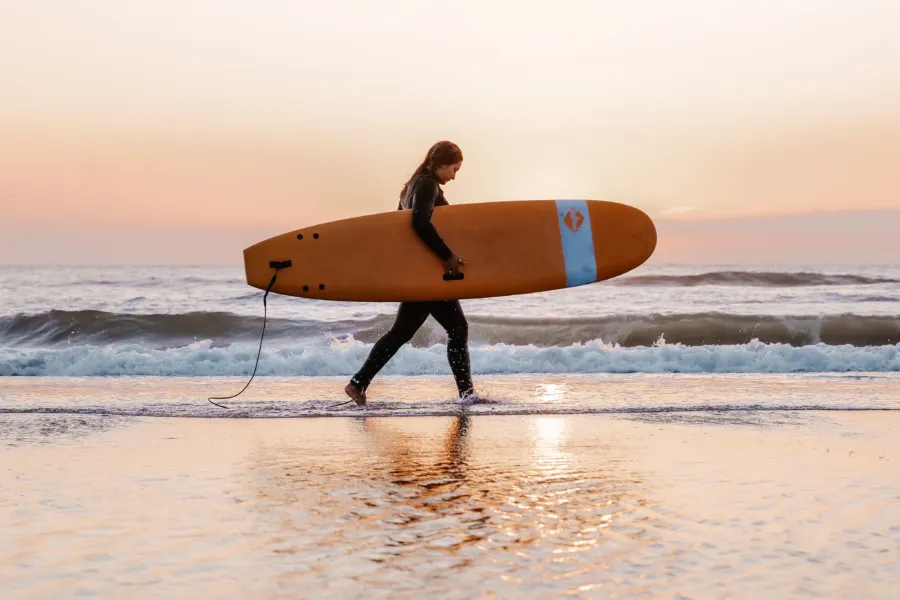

left=269, top=260, right=293, bottom=270
left=443, top=271, right=464, bottom=281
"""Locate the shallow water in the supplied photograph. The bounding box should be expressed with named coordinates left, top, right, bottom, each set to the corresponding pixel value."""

left=2, top=375, right=900, bottom=598
left=2, top=373, right=899, bottom=420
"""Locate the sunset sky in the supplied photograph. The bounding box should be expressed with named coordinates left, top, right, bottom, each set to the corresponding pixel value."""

left=2, top=0, right=898, bottom=264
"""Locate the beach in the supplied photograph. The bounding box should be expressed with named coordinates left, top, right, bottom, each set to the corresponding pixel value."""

left=3, top=374, right=900, bottom=599
left=2, top=264, right=900, bottom=597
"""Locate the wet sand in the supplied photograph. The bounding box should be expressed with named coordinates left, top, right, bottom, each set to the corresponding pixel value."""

left=3, top=377, right=900, bottom=598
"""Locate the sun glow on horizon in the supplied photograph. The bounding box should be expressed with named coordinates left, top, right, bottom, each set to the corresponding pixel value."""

left=1, top=1, right=898, bottom=263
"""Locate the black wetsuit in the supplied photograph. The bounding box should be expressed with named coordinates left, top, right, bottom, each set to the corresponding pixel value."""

left=350, top=170, right=474, bottom=397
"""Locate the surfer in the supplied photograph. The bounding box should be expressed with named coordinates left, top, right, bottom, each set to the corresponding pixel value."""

left=344, top=140, right=476, bottom=405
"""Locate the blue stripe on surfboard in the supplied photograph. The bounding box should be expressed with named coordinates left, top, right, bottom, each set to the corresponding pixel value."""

left=555, top=199, right=597, bottom=287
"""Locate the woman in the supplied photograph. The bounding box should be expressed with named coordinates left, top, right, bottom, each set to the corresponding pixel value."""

left=344, top=140, right=476, bottom=405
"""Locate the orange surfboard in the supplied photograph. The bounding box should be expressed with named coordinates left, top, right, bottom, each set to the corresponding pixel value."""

left=243, top=199, right=657, bottom=302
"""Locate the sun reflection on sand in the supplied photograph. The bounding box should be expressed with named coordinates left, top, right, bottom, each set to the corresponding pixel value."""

left=235, top=413, right=662, bottom=595
left=532, top=416, right=569, bottom=477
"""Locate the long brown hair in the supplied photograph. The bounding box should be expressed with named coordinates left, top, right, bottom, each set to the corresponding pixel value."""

left=399, top=140, right=463, bottom=200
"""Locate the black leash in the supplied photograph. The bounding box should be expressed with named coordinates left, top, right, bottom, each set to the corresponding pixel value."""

left=329, top=399, right=357, bottom=409
left=208, top=261, right=291, bottom=409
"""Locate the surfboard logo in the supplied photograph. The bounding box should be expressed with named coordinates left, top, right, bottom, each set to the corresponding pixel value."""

left=563, top=207, right=585, bottom=233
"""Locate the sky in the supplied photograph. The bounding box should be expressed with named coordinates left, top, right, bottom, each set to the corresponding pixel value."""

left=1, top=0, right=899, bottom=264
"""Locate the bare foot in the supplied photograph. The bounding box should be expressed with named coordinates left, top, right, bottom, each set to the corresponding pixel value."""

left=344, top=382, right=367, bottom=406
left=461, top=390, right=490, bottom=404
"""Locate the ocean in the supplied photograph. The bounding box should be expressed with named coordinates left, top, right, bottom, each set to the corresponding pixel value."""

left=2, top=263, right=899, bottom=417
left=3, top=263, right=900, bottom=598
left=3, top=263, right=900, bottom=378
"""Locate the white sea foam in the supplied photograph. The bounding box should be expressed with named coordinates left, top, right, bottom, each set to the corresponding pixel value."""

left=3, top=338, right=899, bottom=377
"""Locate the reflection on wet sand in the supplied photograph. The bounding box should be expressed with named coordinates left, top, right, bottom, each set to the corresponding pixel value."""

left=0, top=414, right=124, bottom=447
left=7, top=408, right=899, bottom=599
left=244, top=413, right=659, bottom=597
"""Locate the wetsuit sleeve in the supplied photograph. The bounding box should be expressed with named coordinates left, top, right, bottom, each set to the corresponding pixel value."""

left=409, top=178, right=454, bottom=261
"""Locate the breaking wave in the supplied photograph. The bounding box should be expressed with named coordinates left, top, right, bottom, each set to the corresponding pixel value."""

left=3, top=310, right=900, bottom=348
left=2, top=338, right=899, bottom=377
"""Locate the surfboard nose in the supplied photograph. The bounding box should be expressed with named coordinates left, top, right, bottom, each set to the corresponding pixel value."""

left=585, top=200, right=658, bottom=282
left=629, top=206, right=658, bottom=264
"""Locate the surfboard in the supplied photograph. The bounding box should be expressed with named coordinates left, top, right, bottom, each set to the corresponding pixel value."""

left=243, top=199, right=657, bottom=302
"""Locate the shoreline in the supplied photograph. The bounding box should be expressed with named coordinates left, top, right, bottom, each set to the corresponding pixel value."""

left=3, top=373, right=899, bottom=421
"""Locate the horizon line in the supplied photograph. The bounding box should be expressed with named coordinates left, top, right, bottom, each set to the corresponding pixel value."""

left=3, top=207, right=897, bottom=231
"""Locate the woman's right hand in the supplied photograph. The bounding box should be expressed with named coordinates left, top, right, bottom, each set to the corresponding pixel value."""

left=442, top=254, right=465, bottom=275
